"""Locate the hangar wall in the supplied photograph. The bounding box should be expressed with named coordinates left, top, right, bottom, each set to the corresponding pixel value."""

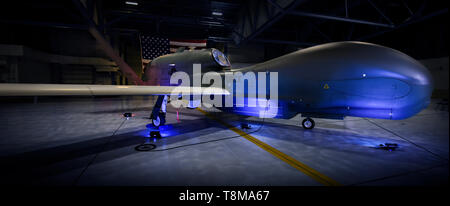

left=0, top=26, right=143, bottom=85
left=0, top=25, right=448, bottom=100
left=420, top=57, right=449, bottom=98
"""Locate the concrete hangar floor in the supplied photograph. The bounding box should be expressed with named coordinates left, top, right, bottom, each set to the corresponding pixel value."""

left=0, top=96, right=448, bottom=186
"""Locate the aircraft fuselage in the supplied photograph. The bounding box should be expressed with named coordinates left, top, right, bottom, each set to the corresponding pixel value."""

left=147, top=41, right=433, bottom=120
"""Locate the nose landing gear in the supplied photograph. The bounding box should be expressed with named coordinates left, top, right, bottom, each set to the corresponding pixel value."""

left=302, top=118, right=315, bottom=129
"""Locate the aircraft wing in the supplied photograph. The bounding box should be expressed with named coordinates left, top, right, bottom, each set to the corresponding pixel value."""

left=0, top=83, right=229, bottom=96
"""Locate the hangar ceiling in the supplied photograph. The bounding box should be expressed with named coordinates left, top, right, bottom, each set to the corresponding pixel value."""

left=0, top=0, right=448, bottom=59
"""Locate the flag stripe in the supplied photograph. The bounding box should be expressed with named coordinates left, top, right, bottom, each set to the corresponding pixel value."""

left=170, top=41, right=207, bottom=47
left=170, top=39, right=207, bottom=43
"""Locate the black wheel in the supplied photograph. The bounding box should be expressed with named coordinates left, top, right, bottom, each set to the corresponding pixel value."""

left=302, top=118, right=315, bottom=129
left=151, top=112, right=166, bottom=127
left=151, top=115, right=161, bottom=127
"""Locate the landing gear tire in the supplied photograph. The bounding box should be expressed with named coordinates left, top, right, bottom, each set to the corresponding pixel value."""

left=302, top=118, right=315, bottom=129
left=151, top=115, right=161, bottom=127
left=151, top=112, right=166, bottom=127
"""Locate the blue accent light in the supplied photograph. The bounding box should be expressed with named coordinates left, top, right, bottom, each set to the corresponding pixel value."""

left=144, top=124, right=180, bottom=138
left=138, top=129, right=151, bottom=138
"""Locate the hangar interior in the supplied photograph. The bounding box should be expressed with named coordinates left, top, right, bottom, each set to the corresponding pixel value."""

left=0, top=0, right=448, bottom=186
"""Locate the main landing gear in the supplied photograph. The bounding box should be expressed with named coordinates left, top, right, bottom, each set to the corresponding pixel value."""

left=301, top=117, right=315, bottom=129
left=135, top=95, right=169, bottom=152
left=150, top=95, right=168, bottom=127
left=151, top=112, right=166, bottom=127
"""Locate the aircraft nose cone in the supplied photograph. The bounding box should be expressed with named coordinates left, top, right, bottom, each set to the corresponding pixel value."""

left=340, top=42, right=434, bottom=119
left=404, top=54, right=434, bottom=97
left=390, top=48, right=434, bottom=118
left=408, top=58, right=434, bottom=87
left=371, top=42, right=433, bottom=87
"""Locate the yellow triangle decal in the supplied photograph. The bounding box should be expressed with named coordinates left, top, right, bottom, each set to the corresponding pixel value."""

left=323, top=83, right=329, bottom=89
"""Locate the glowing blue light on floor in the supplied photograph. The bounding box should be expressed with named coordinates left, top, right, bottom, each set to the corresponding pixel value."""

left=159, top=124, right=180, bottom=137
left=138, top=129, right=150, bottom=138
left=143, top=124, right=179, bottom=138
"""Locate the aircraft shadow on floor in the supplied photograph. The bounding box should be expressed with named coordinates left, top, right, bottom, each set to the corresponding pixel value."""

left=0, top=111, right=424, bottom=185
left=0, top=115, right=232, bottom=185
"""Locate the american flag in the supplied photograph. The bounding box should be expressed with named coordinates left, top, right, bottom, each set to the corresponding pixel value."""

left=140, top=35, right=170, bottom=60
left=140, top=35, right=207, bottom=67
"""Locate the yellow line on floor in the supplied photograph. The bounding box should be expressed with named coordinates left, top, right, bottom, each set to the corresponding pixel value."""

left=196, top=108, right=341, bottom=186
